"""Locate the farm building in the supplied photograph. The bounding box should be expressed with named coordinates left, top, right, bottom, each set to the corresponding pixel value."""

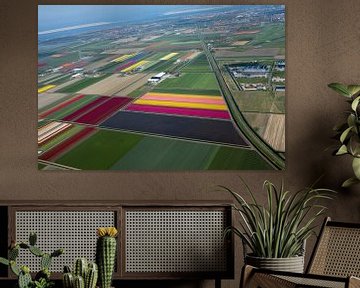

left=228, top=62, right=270, bottom=78
left=274, top=60, right=285, bottom=71
left=148, top=72, right=167, bottom=83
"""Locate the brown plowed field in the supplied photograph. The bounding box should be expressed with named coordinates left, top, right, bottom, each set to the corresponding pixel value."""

left=263, top=114, right=285, bottom=152
left=113, top=73, right=156, bottom=96
left=215, top=48, right=281, bottom=57
left=78, top=73, right=151, bottom=96
left=38, top=92, right=71, bottom=110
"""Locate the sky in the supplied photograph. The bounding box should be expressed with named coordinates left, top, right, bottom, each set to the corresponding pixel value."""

left=38, top=5, right=223, bottom=33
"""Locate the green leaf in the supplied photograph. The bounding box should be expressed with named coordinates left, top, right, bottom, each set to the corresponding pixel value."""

left=336, top=144, right=348, bottom=155
left=352, top=157, right=360, bottom=179
left=0, top=257, right=9, bottom=266
left=340, top=127, right=352, bottom=143
left=342, top=177, right=360, bottom=188
left=347, top=114, right=356, bottom=128
left=328, top=83, right=351, bottom=97
left=347, top=85, right=360, bottom=97
left=351, top=96, right=360, bottom=111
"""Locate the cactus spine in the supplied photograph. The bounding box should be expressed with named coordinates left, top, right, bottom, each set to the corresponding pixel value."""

left=63, top=260, right=98, bottom=288
left=96, top=227, right=118, bottom=288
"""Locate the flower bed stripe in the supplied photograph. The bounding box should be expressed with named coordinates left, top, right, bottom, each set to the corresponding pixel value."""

left=39, top=127, right=95, bottom=161
left=111, top=53, right=137, bottom=63
left=38, top=123, right=72, bottom=145
left=75, top=97, right=132, bottom=125
left=62, top=96, right=109, bottom=121
left=39, top=94, right=85, bottom=118
left=126, top=104, right=231, bottom=120
left=141, top=94, right=225, bottom=104
left=133, top=99, right=227, bottom=111
left=121, top=60, right=149, bottom=73
left=160, top=52, right=178, bottom=61
left=38, top=85, right=56, bottom=94
left=115, top=60, right=136, bottom=72
left=145, top=92, right=222, bottom=99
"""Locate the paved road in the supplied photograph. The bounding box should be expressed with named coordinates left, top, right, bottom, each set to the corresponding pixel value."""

left=198, top=29, right=285, bottom=170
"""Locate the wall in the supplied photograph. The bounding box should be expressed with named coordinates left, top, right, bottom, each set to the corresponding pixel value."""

left=0, top=0, right=359, bottom=287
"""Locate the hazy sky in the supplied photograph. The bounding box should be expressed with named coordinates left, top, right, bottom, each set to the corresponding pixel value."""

left=38, top=5, right=218, bottom=32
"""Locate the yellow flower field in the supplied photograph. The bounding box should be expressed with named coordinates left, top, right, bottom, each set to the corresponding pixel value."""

left=38, top=85, right=56, bottom=94
left=160, top=52, right=178, bottom=61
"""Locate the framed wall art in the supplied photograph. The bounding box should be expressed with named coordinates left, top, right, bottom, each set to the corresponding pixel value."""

left=37, top=5, right=285, bottom=171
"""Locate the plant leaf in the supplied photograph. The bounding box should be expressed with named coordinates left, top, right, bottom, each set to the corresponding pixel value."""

left=351, top=96, right=360, bottom=111
left=347, top=85, right=360, bottom=97
left=328, top=83, right=351, bottom=97
left=340, top=127, right=352, bottom=143
left=336, top=145, right=348, bottom=155
left=342, top=177, right=360, bottom=188
left=352, top=157, right=360, bottom=179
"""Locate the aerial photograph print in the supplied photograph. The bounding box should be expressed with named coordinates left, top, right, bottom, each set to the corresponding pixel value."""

left=37, top=5, right=285, bottom=171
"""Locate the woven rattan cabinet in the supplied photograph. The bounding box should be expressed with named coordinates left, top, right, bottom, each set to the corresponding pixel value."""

left=0, top=202, right=234, bottom=287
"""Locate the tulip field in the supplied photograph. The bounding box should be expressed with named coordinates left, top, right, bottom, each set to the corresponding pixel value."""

left=38, top=5, right=285, bottom=170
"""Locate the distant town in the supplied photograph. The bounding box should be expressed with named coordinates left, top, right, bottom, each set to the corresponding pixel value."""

left=38, top=5, right=285, bottom=170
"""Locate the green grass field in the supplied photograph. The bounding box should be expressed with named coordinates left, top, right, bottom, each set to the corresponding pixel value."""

left=151, top=87, right=221, bottom=96
left=51, top=128, right=273, bottom=170
left=181, top=54, right=213, bottom=73
left=236, top=77, right=268, bottom=84
left=208, top=146, right=272, bottom=170
left=111, top=136, right=218, bottom=170
left=144, top=60, right=176, bottom=72
left=250, top=23, right=285, bottom=48
left=58, top=75, right=110, bottom=93
left=55, top=130, right=143, bottom=169
left=156, top=72, right=220, bottom=91
left=232, top=91, right=276, bottom=113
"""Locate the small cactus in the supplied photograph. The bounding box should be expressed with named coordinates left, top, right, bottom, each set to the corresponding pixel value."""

left=85, top=263, right=98, bottom=288
left=41, top=253, right=52, bottom=270
left=63, top=272, right=74, bottom=288
left=29, top=232, right=37, bottom=246
left=74, top=258, right=88, bottom=279
left=96, top=227, right=118, bottom=288
left=0, top=233, right=63, bottom=288
left=18, top=269, right=32, bottom=288
left=63, top=260, right=98, bottom=288
left=29, top=246, right=44, bottom=257
left=74, top=275, right=85, bottom=288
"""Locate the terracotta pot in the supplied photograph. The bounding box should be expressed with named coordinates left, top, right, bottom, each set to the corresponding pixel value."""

left=245, top=254, right=305, bottom=273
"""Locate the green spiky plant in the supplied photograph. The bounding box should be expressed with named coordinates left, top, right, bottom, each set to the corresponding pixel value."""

left=62, top=258, right=98, bottom=288
left=96, top=227, right=118, bottom=288
left=328, top=83, right=360, bottom=187
left=0, top=232, right=63, bottom=288
left=222, top=179, right=335, bottom=258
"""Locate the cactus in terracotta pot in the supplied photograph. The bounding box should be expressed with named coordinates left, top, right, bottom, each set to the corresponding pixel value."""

left=96, top=227, right=118, bottom=288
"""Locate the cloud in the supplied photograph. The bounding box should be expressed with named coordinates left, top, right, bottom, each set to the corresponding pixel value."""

left=38, top=22, right=111, bottom=35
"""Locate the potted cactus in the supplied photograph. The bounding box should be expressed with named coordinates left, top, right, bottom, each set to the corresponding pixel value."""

left=62, top=258, right=98, bottom=288
left=96, top=227, right=118, bottom=288
left=0, top=232, right=63, bottom=288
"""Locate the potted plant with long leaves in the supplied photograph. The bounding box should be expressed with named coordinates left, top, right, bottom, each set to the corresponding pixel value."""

left=328, top=83, right=360, bottom=187
left=222, top=179, right=334, bottom=273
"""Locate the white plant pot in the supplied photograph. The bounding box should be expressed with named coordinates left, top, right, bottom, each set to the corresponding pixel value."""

left=245, top=254, right=305, bottom=273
